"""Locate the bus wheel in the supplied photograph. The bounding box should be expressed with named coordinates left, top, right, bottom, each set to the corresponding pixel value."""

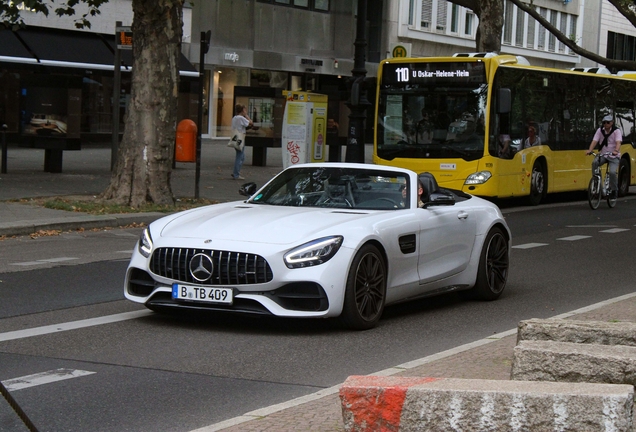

left=528, top=161, right=546, bottom=206
left=618, top=158, right=630, bottom=197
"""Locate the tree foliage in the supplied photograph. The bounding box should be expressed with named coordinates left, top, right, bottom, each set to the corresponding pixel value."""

left=506, top=0, right=636, bottom=71
left=449, top=0, right=636, bottom=70
left=1, top=0, right=109, bottom=29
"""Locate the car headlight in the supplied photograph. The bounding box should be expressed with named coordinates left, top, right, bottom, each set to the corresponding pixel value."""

left=464, top=171, right=492, bottom=185
left=284, top=236, right=343, bottom=269
left=138, top=227, right=153, bottom=258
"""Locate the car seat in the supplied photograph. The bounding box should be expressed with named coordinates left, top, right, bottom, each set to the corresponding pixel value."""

left=418, top=172, right=439, bottom=204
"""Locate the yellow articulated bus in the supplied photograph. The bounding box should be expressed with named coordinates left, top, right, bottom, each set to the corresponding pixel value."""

left=372, top=53, right=636, bottom=205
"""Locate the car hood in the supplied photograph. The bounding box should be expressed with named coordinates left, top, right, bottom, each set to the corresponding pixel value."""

left=159, top=202, right=374, bottom=245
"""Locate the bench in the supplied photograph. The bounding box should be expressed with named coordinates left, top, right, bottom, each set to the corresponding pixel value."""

left=21, top=136, right=81, bottom=173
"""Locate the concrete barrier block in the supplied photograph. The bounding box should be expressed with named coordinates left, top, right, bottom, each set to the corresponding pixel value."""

left=340, top=375, right=633, bottom=431
left=518, top=318, right=636, bottom=346
left=512, top=340, right=636, bottom=386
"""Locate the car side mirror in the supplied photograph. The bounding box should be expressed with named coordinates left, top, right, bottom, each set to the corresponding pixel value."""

left=423, top=192, right=455, bottom=208
left=239, top=182, right=257, bottom=197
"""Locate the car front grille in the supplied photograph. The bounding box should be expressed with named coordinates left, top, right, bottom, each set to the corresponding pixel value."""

left=150, top=248, right=273, bottom=285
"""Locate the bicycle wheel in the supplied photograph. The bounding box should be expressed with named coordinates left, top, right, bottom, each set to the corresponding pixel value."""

left=606, top=173, right=617, bottom=208
left=588, top=176, right=601, bottom=209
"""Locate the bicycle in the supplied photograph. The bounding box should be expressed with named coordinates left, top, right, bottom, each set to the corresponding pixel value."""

left=587, top=152, right=617, bottom=209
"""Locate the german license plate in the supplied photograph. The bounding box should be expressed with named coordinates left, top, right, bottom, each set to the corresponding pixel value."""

left=172, top=284, right=233, bottom=304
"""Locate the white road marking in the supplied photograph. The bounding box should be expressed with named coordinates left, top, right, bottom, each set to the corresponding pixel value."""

left=10, top=257, right=78, bottom=266
left=566, top=225, right=617, bottom=228
left=0, top=310, right=153, bottom=342
left=511, top=243, right=548, bottom=249
left=600, top=228, right=630, bottom=233
left=557, top=235, right=591, bottom=241
left=2, top=369, right=95, bottom=391
left=192, top=291, right=636, bottom=432
left=41, top=257, right=79, bottom=263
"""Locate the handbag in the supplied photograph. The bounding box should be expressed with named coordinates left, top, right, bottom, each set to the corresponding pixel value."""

left=227, top=130, right=245, bottom=151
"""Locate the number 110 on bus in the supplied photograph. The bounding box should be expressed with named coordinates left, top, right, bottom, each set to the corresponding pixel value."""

left=396, top=67, right=409, bottom=82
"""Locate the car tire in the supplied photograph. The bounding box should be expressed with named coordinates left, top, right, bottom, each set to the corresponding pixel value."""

left=472, top=227, right=509, bottom=301
left=618, top=157, right=630, bottom=197
left=340, top=244, right=386, bottom=330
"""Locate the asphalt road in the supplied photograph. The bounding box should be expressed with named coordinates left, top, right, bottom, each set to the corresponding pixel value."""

left=2, top=196, right=636, bottom=431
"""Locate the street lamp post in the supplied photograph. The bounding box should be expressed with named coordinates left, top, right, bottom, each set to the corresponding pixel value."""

left=194, top=30, right=211, bottom=199
left=345, top=0, right=370, bottom=163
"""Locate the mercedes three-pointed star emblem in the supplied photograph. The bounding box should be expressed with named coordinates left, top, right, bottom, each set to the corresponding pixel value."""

left=189, top=253, right=214, bottom=282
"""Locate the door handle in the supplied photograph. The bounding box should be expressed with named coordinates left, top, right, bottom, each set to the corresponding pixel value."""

left=457, top=211, right=469, bottom=220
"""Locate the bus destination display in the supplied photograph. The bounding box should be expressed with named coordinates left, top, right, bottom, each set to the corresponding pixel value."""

left=382, top=62, right=486, bottom=86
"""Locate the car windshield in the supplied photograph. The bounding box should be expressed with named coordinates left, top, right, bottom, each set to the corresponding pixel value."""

left=249, top=167, right=411, bottom=210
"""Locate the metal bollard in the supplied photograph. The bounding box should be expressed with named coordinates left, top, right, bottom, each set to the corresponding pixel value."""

left=1, top=124, right=7, bottom=174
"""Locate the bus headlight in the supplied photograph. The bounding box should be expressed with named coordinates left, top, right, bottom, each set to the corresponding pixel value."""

left=465, top=171, right=492, bottom=185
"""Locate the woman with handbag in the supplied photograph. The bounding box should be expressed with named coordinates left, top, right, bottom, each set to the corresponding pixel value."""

left=230, top=104, right=253, bottom=180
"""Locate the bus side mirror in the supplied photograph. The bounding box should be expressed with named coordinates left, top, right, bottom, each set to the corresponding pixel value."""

left=497, top=88, right=511, bottom=114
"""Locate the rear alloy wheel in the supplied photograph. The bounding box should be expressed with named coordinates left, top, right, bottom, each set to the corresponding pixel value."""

left=473, top=227, right=509, bottom=300
left=340, top=244, right=386, bottom=330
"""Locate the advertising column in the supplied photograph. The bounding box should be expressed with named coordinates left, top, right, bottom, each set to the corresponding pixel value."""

left=281, top=91, right=327, bottom=168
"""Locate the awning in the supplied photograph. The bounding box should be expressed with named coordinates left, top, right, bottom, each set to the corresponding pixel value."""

left=0, top=27, right=198, bottom=77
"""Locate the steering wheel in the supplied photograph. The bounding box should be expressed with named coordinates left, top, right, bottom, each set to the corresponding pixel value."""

left=376, top=197, right=399, bottom=208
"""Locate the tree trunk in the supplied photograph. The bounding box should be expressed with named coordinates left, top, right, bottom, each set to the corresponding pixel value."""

left=474, top=0, right=504, bottom=53
left=101, top=0, right=183, bottom=207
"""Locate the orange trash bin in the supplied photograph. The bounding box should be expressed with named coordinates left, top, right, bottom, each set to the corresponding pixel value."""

left=175, top=119, right=197, bottom=162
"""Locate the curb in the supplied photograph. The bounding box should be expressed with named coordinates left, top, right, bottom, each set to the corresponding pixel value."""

left=0, top=212, right=165, bottom=237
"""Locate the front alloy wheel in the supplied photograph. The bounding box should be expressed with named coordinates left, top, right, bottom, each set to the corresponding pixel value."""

left=340, top=244, right=386, bottom=330
left=473, top=227, right=509, bottom=300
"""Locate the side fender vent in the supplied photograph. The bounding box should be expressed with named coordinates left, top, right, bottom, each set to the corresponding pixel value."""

left=399, top=234, right=416, bottom=254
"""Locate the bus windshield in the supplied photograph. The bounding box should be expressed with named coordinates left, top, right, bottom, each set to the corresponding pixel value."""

left=376, top=61, right=488, bottom=162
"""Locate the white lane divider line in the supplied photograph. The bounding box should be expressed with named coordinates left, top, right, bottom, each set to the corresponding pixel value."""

left=600, top=228, right=630, bottom=233
left=557, top=235, right=591, bottom=241
left=2, top=369, right=95, bottom=391
left=566, top=225, right=617, bottom=228
left=10, top=257, right=78, bottom=266
left=511, top=243, right=549, bottom=249
left=0, top=310, right=153, bottom=342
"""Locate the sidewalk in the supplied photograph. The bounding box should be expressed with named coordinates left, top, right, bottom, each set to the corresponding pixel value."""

left=202, top=293, right=636, bottom=432
left=0, top=139, right=287, bottom=236
left=2, top=140, right=636, bottom=431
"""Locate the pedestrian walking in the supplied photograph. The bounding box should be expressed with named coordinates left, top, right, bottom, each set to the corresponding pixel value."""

left=231, top=104, right=253, bottom=180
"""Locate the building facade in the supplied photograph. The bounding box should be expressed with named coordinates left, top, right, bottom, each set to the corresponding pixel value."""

left=3, top=0, right=636, bottom=149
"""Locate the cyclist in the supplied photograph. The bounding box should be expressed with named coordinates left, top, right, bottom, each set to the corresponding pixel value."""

left=586, top=115, right=622, bottom=199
